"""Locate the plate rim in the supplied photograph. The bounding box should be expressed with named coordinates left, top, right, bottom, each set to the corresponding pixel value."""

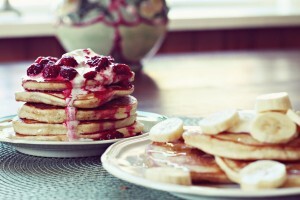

left=0, top=111, right=166, bottom=146
left=101, top=133, right=300, bottom=198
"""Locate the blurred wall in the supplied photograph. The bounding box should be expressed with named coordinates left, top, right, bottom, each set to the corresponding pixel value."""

left=1, top=26, right=300, bottom=62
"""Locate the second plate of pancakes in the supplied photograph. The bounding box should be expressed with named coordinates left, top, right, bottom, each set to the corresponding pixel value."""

left=101, top=129, right=300, bottom=200
left=0, top=111, right=166, bottom=158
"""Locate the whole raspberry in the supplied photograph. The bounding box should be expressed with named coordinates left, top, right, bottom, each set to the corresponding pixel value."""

left=42, top=64, right=61, bottom=79
left=60, top=66, right=78, bottom=80
left=95, top=57, right=109, bottom=72
left=105, top=132, right=124, bottom=140
left=83, top=71, right=97, bottom=80
left=35, top=57, right=57, bottom=67
left=27, top=63, right=43, bottom=76
left=113, top=64, right=132, bottom=77
left=87, top=56, right=113, bottom=70
left=57, top=56, right=78, bottom=67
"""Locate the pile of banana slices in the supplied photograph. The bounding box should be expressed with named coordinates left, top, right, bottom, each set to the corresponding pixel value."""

left=146, top=92, right=300, bottom=190
left=198, top=92, right=298, bottom=144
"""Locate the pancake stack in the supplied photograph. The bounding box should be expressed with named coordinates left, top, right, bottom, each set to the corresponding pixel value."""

left=146, top=92, right=300, bottom=190
left=13, top=48, right=143, bottom=141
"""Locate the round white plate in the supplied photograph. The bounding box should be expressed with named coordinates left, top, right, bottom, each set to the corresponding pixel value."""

left=101, top=133, right=300, bottom=200
left=0, top=111, right=166, bottom=158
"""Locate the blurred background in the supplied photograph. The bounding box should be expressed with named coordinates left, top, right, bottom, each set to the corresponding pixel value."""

left=0, top=0, right=300, bottom=62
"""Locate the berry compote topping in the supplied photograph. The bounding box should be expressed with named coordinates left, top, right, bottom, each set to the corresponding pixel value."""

left=119, top=81, right=132, bottom=89
left=35, top=56, right=58, bottom=65
left=113, top=63, right=132, bottom=77
left=95, top=57, right=109, bottom=72
left=42, top=64, right=61, bottom=79
left=60, top=66, right=78, bottom=80
left=86, top=56, right=114, bottom=70
left=83, top=71, right=97, bottom=80
left=27, top=63, right=44, bottom=76
left=109, top=81, right=132, bottom=90
left=99, top=131, right=124, bottom=140
left=83, top=49, right=91, bottom=55
left=57, top=56, right=78, bottom=67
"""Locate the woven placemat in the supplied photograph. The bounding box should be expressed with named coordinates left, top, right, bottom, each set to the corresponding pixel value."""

left=0, top=117, right=199, bottom=200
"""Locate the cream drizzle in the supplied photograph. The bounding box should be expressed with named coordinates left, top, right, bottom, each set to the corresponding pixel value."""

left=62, top=49, right=116, bottom=141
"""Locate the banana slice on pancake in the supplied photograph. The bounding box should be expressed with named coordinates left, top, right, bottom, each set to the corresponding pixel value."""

left=217, top=157, right=288, bottom=190
left=228, top=110, right=255, bottom=133
left=255, top=92, right=292, bottom=113
left=145, top=167, right=192, bottom=185
left=250, top=112, right=297, bottom=144
left=239, top=160, right=287, bottom=190
left=149, top=118, right=184, bottom=142
left=287, top=109, right=300, bottom=126
left=215, top=157, right=300, bottom=189
left=198, top=109, right=239, bottom=135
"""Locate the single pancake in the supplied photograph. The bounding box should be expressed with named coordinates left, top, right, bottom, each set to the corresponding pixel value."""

left=18, top=95, right=137, bottom=123
left=13, top=121, right=144, bottom=141
left=12, top=115, right=136, bottom=135
left=15, top=87, right=134, bottom=108
left=22, top=75, right=134, bottom=91
left=183, top=131, right=300, bottom=161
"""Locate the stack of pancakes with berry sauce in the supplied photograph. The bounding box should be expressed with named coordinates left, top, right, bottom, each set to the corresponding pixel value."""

left=12, top=48, right=144, bottom=141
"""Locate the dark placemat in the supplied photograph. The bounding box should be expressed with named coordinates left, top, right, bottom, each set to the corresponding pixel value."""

left=0, top=117, right=199, bottom=200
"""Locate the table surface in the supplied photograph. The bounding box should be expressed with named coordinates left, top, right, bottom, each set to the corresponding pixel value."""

left=1, top=50, right=300, bottom=199
left=2, top=50, right=300, bottom=118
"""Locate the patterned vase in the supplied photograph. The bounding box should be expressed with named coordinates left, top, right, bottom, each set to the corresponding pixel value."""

left=56, top=0, right=168, bottom=71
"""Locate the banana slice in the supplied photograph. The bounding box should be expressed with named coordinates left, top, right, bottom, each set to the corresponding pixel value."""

left=149, top=118, right=184, bottom=142
left=250, top=112, right=297, bottom=144
left=228, top=110, right=255, bottom=133
left=198, top=109, right=239, bottom=135
left=286, top=109, right=300, bottom=126
left=255, top=92, right=292, bottom=113
left=240, top=160, right=287, bottom=190
left=215, top=156, right=240, bottom=183
left=145, top=167, right=191, bottom=185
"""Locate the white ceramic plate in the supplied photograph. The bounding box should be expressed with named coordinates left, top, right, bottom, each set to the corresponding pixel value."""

left=0, top=111, right=166, bottom=158
left=101, top=133, right=300, bottom=200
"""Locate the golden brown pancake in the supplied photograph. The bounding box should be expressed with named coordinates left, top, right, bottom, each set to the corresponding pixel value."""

left=13, top=121, right=144, bottom=141
left=146, top=140, right=231, bottom=183
left=12, top=115, right=136, bottom=135
left=15, top=88, right=134, bottom=108
left=18, top=95, right=137, bottom=123
left=183, top=131, right=300, bottom=161
left=216, top=156, right=300, bottom=187
left=22, top=77, right=134, bottom=91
